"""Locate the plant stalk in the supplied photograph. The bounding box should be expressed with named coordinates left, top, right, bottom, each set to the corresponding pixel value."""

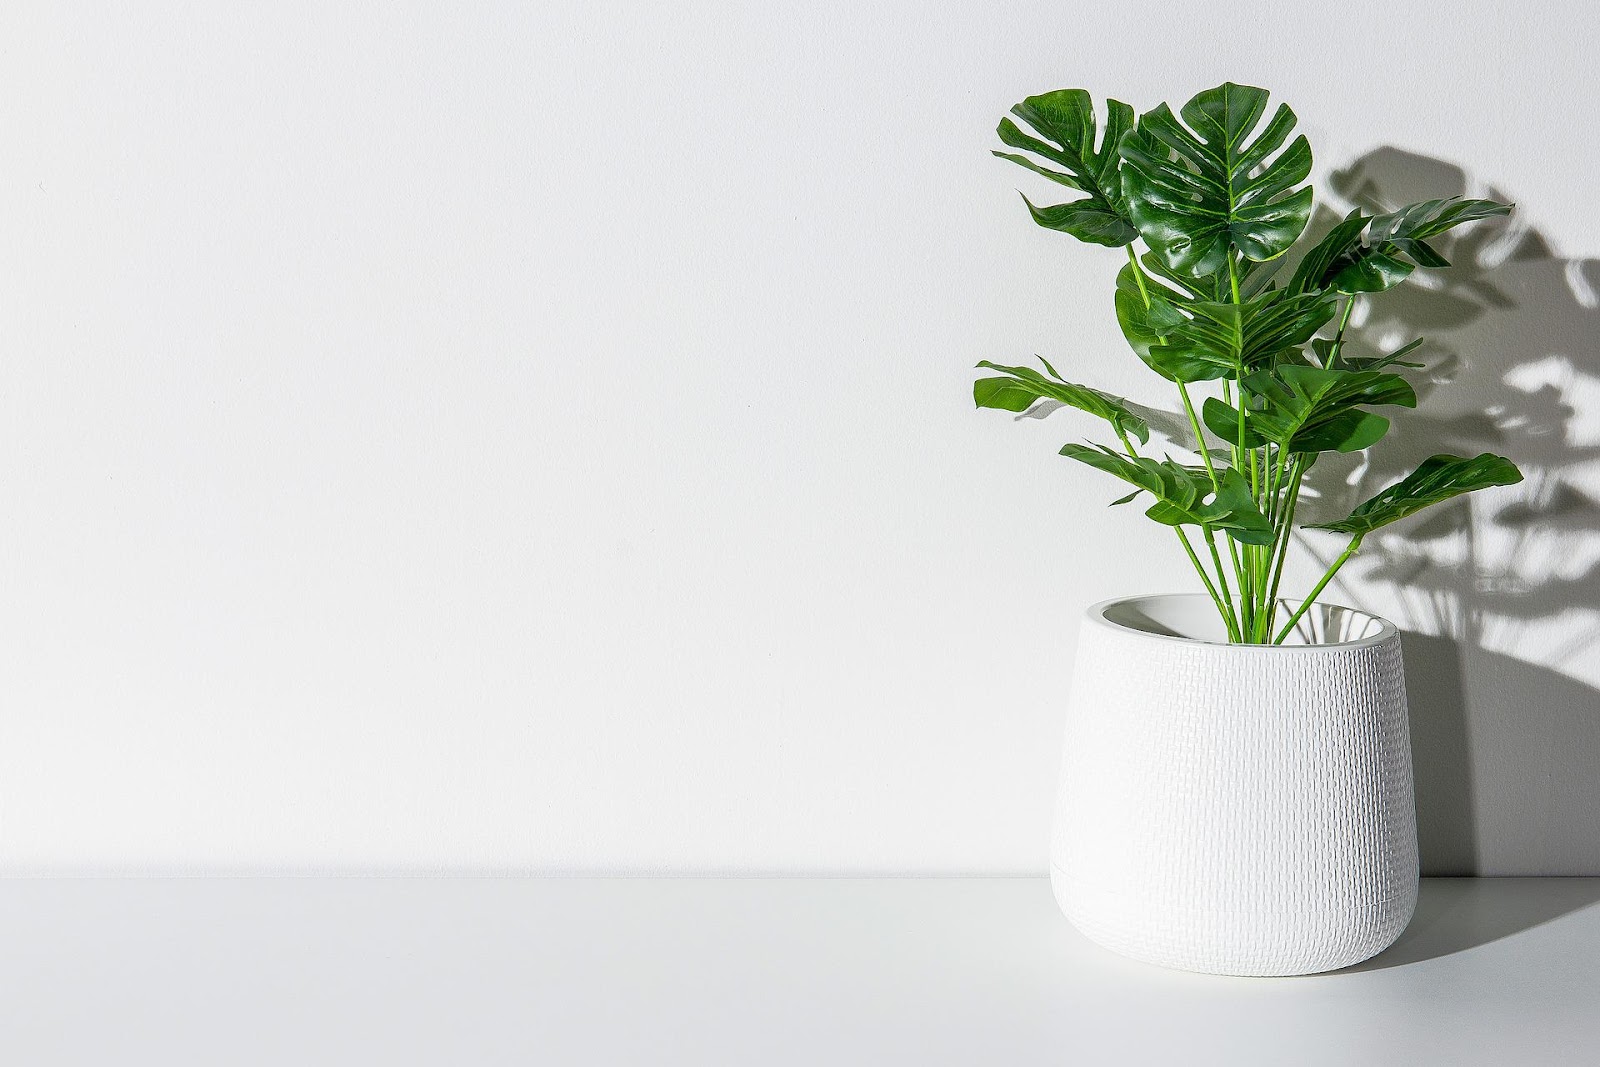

left=1261, top=458, right=1304, bottom=641
left=1324, top=297, right=1356, bottom=366
left=1273, top=534, right=1363, bottom=645
left=1203, top=526, right=1242, bottom=639
left=1177, top=383, right=1222, bottom=494
left=1177, top=527, right=1238, bottom=642
left=1226, top=255, right=1261, bottom=637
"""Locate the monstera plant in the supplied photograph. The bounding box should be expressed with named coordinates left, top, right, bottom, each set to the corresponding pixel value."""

left=977, top=82, right=1523, bottom=644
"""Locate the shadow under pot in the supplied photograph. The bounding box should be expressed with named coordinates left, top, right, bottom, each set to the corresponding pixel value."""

left=1050, top=594, right=1419, bottom=976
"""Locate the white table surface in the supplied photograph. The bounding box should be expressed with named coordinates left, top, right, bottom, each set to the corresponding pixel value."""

left=2, top=877, right=1596, bottom=1065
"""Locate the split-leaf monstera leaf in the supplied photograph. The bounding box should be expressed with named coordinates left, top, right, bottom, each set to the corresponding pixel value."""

left=1289, top=198, right=1514, bottom=295
left=1058, top=443, right=1274, bottom=545
left=1308, top=454, right=1523, bottom=536
left=1203, top=366, right=1418, bottom=454
left=993, top=90, right=1138, bottom=247
left=1118, top=82, right=1313, bottom=279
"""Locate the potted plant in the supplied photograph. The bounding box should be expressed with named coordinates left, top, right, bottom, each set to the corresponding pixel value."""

left=977, top=82, right=1522, bottom=975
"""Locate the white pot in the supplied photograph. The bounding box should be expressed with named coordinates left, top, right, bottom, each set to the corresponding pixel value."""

left=1050, top=594, right=1418, bottom=976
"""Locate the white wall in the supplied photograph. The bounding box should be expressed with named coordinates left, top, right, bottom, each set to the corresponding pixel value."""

left=3, top=0, right=1596, bottom=874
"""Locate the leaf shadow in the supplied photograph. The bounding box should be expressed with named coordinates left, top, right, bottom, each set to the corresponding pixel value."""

left=1119, top=146, right=1600, bottom=895
left=1297, top=148, right=1600, bottom=883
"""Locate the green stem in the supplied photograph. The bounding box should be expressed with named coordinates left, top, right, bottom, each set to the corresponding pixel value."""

left=1226, top=256, right=1258, bottom=635
left=1125, top=245, right=1153, bottom=306
left=1263, top=446, right=1286, bottom=526
left=1177, top=528, right=1237, bottom=642
left=1175, top=379, right=1250, bottom=636
left=1114, top=426, right=1139, bottom=458
left=1252, top=445, right=1288, bottom=631
left=1322, top=297, right=1356, bottom=367
left=1261, top=459, right=1304, bottom=641
left=1273, top=534, right=1363, bottom=645
left=1177, top=383, right=1222, bottom=494
left=1203, top=527, right=1242, bottom=639
left=1235, top=384, right=1253, bottom=620
left=1251, top=447, right=1284, bottom=638
left=1224, top=532, right=1247, bottom=625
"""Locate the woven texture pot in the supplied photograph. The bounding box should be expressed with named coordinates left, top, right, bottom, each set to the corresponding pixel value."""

left=1049, top=594, right=1418, bottom=976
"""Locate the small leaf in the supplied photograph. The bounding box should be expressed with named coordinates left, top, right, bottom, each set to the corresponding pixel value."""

left=1307, top=453, right=1524, bottom=535
left=974, top=359, right=1149, bottom=443
left=1059, top=444, right=1274, bottom=545
left=1202, top=396, right=1266, bottom=449
left=1238, top=256, right=1287, bottom=298
left=995, top=91, right=1138, bottom=247
left=1331, top=250, right=1413, bottom=293
left=1296, top=197, right=1512, bottom=295
left=1138, top=250, right=1226, bottom=301
left=1241, top=365, right=1416, bottom=453
left=972, top=376, right=1042, bottom=412
left=1288, top=210, right=1370, bottom=295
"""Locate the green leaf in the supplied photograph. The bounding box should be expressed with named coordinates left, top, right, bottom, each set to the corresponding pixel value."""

left=1370, top=197, right=1511, bottom=245
left=1331, top=248, right=1413, bottom=293
left=1137, top=249, right=1226, bottom=301
left=994, top=90, right=1138, bottom=247
left=1293, top=197, right=1512, bottom=295
left=1307, top=453, right=1524, bottom=535
left=1332, top=336, right=1427, bottom=372
left=1144, top=288, right=1337, bottom=382
left=1201, top=397, right=1265, bottom=449
left=1146, top=467, right=1276, bottom=546
left=1118, top=82, right=1314, bottom=278
left=1019, top=195, right=1137, bottom=247
left=1058, top=443, right=1275, bottom=545
left=1240, top=365, right=1416, bottom=453
left=1113, top=263, right=1187, bottom=362
left=973, top=359, right=1149, bottom=443
left=1287, top=210, right=1371, bottom=295
left=1238, top=255, right=1286, bottom=298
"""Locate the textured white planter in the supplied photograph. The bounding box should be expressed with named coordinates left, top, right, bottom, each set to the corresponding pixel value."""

left=1050, top=594, right=1418, bottom=977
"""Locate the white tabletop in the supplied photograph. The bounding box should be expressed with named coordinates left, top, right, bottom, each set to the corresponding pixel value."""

left=2, top=877, right=1596, bottom=1065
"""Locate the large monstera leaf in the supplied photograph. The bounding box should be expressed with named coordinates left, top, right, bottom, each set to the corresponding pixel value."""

left=1203, top=365, right=1417, bottom=454
left=1288, top=197, right=1512, bottom=295
left=1307, top=453, right=1523, bottom=535
left=993, top=90, right=1138, bottom=247
left=1058, top=443, right=1275, bottom=545
left=972, top=358, right=1150, bottom=443
left=1118, top=82, right=1314, bottom=279
left=1139, top=288, right=1336, bottom=383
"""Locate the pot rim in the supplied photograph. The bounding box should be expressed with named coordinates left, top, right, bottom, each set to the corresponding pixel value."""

left=1087, top=592, right=1399, bottom=651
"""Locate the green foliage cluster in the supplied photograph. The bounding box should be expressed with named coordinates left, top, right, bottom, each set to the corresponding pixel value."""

left=977, top=83, right=1522, bottom=644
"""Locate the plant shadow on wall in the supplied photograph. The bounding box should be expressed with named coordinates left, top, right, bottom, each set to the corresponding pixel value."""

left=1289, top=148, right=1600, bottom=879
left=1127, top=146, right=1600, bottom=960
